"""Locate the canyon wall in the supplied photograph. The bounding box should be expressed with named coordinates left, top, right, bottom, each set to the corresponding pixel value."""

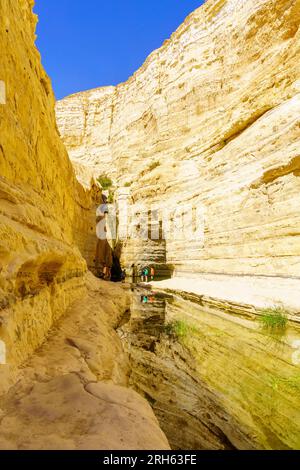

left=57, top=0, right=300, bottom=280
left=0, top=0, right=169, bottom=449
left=0, top=0, right=101, bottom=383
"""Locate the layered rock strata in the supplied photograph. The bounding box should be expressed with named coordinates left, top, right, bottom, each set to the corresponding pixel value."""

left=57, top=0, right=300, bottom=282
left=0, top=0, right=93, bottom=383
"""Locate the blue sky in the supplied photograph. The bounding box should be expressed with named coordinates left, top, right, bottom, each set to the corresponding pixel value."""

left=34, top=1, right=204, bottom=100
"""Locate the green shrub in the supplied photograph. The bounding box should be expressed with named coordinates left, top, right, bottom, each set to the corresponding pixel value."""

left=269, top=374, right=300, bottom=392
left=97, top=174, right=113, bottom=189
left=260, top=307, right=288, bottom=334
left=124, top=181, right=132, bottom=187
left=107, top=189, right=114, bottom=204
left=163, top=319, right=197, bottom=340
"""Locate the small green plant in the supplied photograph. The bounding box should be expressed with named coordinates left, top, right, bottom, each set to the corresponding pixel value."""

left=124, top=181, right=132, bottom=187
left=163, top=319, right=198, bottom=340
left=107, top=189, right=114, bottom=204
left=97, top=174, right=113, bottom=190
left=148, top=161, right=160, bottom=172
left=260, top=307, right=288, bottom=334
left=268, top=374, right=300, bottom=392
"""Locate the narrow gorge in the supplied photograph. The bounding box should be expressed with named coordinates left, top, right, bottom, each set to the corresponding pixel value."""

left=1, top=0, right=300, bottom=451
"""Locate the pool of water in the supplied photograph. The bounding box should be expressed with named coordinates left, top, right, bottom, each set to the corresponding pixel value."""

left=118, top=285, right=300, bottom=450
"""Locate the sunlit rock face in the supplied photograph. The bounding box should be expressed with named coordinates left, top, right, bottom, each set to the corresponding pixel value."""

left=56, top=87, right=116, bottom=185
left=57, top=0, right=300, bottom=278
left=0, top=1, right=107, bottom=385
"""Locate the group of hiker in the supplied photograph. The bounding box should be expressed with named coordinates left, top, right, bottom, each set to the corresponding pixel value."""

left=140, top=294, right=155, bottom=304
left=140, top=266, right=155, bottom=283
left=95, top=195, right=156, bottom=283
left=98, top=265, right=155, bottom=283
left=95, top=246, right=156, bottom=284
left=130, top=264, right=155, bottom=283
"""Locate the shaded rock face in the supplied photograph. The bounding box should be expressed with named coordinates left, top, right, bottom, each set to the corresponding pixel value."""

left=57, top=0, right=300, bottom=278
left=119, top=287, right=300, bottom=450
left=0, top=2, right=170, bottom=450
left=0, top=0, right=104, bottom=385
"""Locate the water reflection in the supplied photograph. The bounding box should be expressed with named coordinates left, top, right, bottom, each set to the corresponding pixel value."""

left=140, top=295, right=156, bottom=304
left=118, top=286, right=300, bottom=450
left=118, top=286, right=172, bottom=351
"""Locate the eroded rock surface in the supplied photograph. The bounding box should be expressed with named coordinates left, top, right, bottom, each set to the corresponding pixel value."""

left=0, top=275, right=169, bottom=450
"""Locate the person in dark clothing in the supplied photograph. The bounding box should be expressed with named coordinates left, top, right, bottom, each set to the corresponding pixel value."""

left=110, top=254, right=123, bottom=282
left=131, top=264, right=136, bottom=282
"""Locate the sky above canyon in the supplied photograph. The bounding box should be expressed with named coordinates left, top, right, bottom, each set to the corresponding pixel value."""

left=34, top=0, right=204, bottom=100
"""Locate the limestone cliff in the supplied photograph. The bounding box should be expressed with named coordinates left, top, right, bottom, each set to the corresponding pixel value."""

left=57, top=0, right=300, bottom=280
left=0, top=0, right=100, bottom=384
